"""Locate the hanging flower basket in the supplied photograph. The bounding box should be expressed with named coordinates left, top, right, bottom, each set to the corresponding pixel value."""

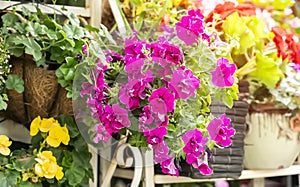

left=244, top=104, right=300, bottom=169
left=5, top=57, right=73, bottom=126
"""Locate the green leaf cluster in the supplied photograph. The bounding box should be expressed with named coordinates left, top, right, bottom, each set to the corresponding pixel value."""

left=1, top=6, right=94, bottom=98
left=0, top=115, right=93, bottom=187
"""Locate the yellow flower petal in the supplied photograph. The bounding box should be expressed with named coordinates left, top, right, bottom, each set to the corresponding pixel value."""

left=0, top=146, right=10, bottom=156
left=34, top=151, right=63, bottom=180
left=46, top=136, right=60, bottom=148
left=0, top=135, right=11, bottom=156
left=34, top=163, right=44, bottom=177
left=55, top=166, right=64, bottom=180
left=47, top=125, right=70, bottom=147
left=39, top=118, right=59, bottom=133
left=0, top=135, right=12, bottom=147
left=30, top=116, right=41, bottom=136
left=61, top=126, right=70, bottom=145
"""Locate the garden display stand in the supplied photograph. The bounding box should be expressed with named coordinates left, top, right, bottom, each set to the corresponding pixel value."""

left=100, top=145, right=300, bottom=187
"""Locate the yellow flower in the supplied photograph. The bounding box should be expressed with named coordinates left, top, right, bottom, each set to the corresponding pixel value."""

left=39, top=118, right=59, bottom=133
left=30, top=116, right=42, bottom=136
left=0, top=135, right=11, bottom=156
left=34, top=151, right=64, bottom=180
left=56, top=166, right=64, bottom=180
left=46, top=125, right=70, bottom=147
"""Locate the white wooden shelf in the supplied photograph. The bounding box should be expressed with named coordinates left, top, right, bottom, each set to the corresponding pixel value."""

left=103, top=145, right=300, bottom=187
left=113, top=164, right=300, bottom=184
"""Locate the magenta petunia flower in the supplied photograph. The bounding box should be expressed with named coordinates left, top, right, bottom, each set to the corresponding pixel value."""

left=105, top=50, right=124, bottom=63
left=100, top=104, right=131, bottom=134
left=211, top=58, right=236, bottom=88
left=207, top=114, right=235, bottom=147
left=144, top=126, right=167, bottom=145
left=119, top=78, right=152, bottom=110
left=169, top=68, right=200, bottom=100
left=182, top=129, right=208, bottom=157
left=93, top=124, right=112, bottom=143
left=82, top=44, right=88, bottom=54
left=186, top=154, right=213, bottom=175
left=198, top=160, right=213, bottom=175
left=124, top=40, right=146, bottom=65
left=160, top=156, right=179, bottom=176
left=153, top=141, right=170, bottom=163
left=80, top=82, right=94, bottom=97
left=138, top=106, right=154, bottom=132
left=124, top=59, right=144, bottom=79
left=149, top=88, right=175, bottom=114
left=175, top=9, right=205, bottom=46
left=112, top=104, right=131, bottom=127
left=162, top=43, right=182, bottom=65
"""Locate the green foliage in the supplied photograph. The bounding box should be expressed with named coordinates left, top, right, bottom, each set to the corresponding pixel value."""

left=222, top=12, right=269, bottom=55
left=1, top=6, right=94, bottom=98
left=5, top=75, right=24, bottom=93
left=0, top=115, right=93, bottom=187
left=249, top=52, right=283, bottom=88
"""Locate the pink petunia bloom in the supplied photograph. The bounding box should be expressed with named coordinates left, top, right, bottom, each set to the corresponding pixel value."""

left=105, top=50, right=124, bottom=63
left=207, top=114, right=235, bottom=147
left=153, top=141, right=170, bottom=163
left=80, top=82, right=94, bottom=97
left=175, top=9, right=206, bottom=46
left=138, top=106, right=154, bottom=132
left=186, top=154, right=213, bottom=175
left=182, top=129, right=208, bottom=157
left=82, top=44, right=88, bottom=54
left=93, top=124, right=112, bottom=143
left=169, top=68, right=200, bottom=100
left=149, top=88, right=175, bottom=114
left=144, top=126, right=167, bottom=145
left=211, top=58, right=236, bottom=88
left=149, top=42, right=182, bottom=65
left=198, top=159, right=213, bottom=175
left=124, top=40, right=146, bottom=65
left=100, top=104, right=131, bottom=134
left=119, top=78, right=151, bottom=110
left=160, top=156, right=179, bottom=176
left=125, top=59, right=144, bottom=79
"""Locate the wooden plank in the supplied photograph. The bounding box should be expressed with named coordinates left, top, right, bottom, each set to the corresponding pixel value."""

left=89, top=0, right=102, bottom=27
left=89, top=145, right=99, bottom=187
left=143, top=149, right=155, bottom=187
left=153, top=165, right=300, bottom=184
left=0, top=1, right=91, bottom=17
left=252, top=178, right=265, bottom=187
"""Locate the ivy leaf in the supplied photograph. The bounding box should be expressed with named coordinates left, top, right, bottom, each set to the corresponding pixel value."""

left=6, top=74, right=24, bottom=93
left=15, top=181, right=42, bottom=187
left=0, top=172, right=9, bottom=187
left=63, top=25, right=85, bottom=40
left=249, top=52, right=283, bottom=88
left=65, top=163, right=85, bottom=186
left=1, top=13, right=19, bottom=27
left=0, top=95, right=8, bottom=110
left=0, top=170, right=18, bottom=187
left=10, top=35, right=44, bottom=65
left=68, top=13, right=80, bottom=26
left=26, top=22, right=48, bottom=38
